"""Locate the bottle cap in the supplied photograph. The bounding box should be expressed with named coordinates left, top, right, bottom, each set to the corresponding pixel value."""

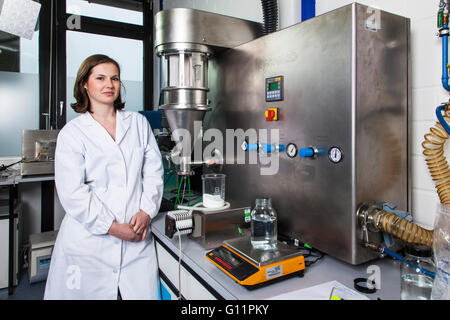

left=255, top=197, right=272, bottom=206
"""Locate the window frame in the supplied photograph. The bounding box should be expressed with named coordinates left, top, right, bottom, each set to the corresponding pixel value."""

left=39, top=0, right=154, bottom=130
left=37, top=0, right=154, bottom=231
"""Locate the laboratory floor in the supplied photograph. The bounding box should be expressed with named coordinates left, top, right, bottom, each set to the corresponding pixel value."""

left=0, top=270, right=46, bottom=300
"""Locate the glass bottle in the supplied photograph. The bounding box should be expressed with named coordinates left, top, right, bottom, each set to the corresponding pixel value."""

left=400, top=244, right=436, bottom=300
left=250, top=198, right=277, bottom=250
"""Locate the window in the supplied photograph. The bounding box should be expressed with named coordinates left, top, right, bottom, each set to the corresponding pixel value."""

left=66, top=0, right=143, bottom=26
left=66, top=31, right=144, bottom=122
left=0, top=30, right=39, bottom=156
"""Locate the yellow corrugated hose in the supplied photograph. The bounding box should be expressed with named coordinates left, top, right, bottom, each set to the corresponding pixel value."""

left=422, top=109, right=450, bottom=205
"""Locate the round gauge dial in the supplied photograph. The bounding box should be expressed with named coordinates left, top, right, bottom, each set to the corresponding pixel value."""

left=328, top=146, right=343, bottom=163
left=241, top=140, right=248, bottom=151
left=286, top=143, right=298, bottom=158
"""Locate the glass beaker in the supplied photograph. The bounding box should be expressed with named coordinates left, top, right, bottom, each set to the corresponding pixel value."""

left=201, top=174, right=225, bottom=208
left=400, top=244, right=436, bottom=300
left=251, top=198, right=277, bottom=250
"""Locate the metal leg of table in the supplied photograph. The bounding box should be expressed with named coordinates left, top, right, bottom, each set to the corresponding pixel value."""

left=8, top=184, right=17, bottom=296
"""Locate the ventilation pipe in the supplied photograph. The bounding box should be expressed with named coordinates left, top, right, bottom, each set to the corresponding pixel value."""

left=261, top=0, right=279, bottom=34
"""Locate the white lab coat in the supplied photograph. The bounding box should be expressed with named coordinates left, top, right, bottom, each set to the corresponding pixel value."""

left=44, top=110, right=164, bottom=300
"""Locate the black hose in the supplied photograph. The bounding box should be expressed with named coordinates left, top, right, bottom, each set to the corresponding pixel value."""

left=261, top=0, right=278, bottom=34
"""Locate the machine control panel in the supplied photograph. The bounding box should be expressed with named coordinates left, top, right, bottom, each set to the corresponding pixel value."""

left=265, top=76, right=284, bottom=102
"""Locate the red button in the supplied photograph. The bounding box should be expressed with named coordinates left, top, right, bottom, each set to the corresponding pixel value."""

left=266, top=109, right=275, bottom=121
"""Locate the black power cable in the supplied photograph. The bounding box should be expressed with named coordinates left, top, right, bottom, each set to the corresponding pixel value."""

left=0, top=160, right=21, bottom=172
left=278, top=233, right=325, bottom=267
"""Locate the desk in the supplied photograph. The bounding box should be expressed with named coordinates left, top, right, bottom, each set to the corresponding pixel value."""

left=0, top=174, right=54, bottom=296
left=151, top=212, right=401, bottom=300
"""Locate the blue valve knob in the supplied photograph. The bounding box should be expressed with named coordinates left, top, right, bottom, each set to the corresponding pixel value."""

left=262, top=144, right=275, bottom=153
left=299, top=148, right=315, bottom=158
left=248, top=143, right=259, bottom=151
left=278, top=144, right=286, bottom=152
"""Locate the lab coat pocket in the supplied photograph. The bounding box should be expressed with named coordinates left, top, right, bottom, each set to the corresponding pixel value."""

left=60, top=218, right=102, bottom=256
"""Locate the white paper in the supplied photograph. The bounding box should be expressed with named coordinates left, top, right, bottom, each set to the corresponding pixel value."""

left=268, top=280, right=370, bottom=300
left=0, top=0, right=41, bottom=40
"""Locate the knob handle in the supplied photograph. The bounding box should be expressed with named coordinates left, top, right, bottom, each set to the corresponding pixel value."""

left=261, top=144, right=274, bottom=153
left=299, top=147, right=315, bottom=158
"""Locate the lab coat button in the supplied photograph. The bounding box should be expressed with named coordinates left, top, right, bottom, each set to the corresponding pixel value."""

left=113, top=269, right=118, bottom=274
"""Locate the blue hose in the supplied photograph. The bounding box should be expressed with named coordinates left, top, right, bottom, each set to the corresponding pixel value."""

left=382, top=248, right=436, bottom=279
left=442, top=25, right=450, bottom=91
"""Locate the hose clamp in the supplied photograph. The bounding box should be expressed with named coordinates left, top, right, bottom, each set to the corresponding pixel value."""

left=375, top=210, right=385, bottom=230
left=439, top=27, right=450, bottom=37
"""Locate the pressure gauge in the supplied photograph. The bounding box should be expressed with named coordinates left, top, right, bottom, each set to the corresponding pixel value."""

left=286, top=143, right=298, bottom=158
left=241, top=140, right=248, bottom=151
left=328, top=146, right=343, bottom=163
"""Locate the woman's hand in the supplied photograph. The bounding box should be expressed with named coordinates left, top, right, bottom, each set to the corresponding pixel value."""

left=130, top=210, right=151, bottom=241
left=108, top=221, right=142, bottom=242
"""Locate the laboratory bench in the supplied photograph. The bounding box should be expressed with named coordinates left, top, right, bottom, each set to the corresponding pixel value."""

left=151, top=212, right=402, bottom=300
left=0, top=173, right=54, bottom=296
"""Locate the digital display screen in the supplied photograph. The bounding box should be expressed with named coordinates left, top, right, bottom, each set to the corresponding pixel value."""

left=217, top=247, right=242, bottom=267
left=268, top=82, right=278, bottom=91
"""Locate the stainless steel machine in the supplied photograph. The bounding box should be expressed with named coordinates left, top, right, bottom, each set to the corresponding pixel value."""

left=156, top=3, right=410, bottom=265
left=21, top=130, right=60, bottom=176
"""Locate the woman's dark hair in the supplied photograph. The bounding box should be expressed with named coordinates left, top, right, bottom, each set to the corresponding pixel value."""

left=71, top=54, right=125, bottom=113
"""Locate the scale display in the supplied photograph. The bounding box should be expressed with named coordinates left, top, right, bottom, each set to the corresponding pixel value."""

left=265, top=76, right=284, bottom=102
left=206, top=239, right=305, bottom=290
left=207, top=246, right=259, bottom=282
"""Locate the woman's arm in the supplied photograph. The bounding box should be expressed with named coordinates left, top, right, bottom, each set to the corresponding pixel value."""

left=139, top=118, right=164, bottom=220
left=55, top=128, right=116, bottom=235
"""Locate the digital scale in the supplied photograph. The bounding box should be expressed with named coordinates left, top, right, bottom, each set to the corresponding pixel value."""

left=206, top=236, right=305, bottom=290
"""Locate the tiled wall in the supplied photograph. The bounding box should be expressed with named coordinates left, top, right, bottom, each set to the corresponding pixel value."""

left=158, top=0, right=445, bottom=229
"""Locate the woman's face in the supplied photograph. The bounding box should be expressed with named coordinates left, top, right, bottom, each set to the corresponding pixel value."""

left=83, top=62, right=120, bottom=108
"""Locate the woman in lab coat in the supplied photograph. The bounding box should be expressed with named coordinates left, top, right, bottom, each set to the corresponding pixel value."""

left=44, top=54, right=164, bottom=300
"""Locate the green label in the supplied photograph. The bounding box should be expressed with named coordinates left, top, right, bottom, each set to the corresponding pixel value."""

left=244, top=209, right=251, bottom=222
left=438, top=11, right=444, bottom=28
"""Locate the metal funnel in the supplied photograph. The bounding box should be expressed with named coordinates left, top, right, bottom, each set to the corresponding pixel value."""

left=160, top=105, right=211, bottom=175
left=162, top=106, right=209, bottom=154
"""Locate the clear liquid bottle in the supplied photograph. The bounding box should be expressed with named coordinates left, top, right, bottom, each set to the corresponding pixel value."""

left=400, top=244, right=436, bottom=300
left=250, top=198, right=277, bottom=250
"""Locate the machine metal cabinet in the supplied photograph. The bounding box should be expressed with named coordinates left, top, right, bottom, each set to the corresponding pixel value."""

left=205, top=3, right=409, bottom=265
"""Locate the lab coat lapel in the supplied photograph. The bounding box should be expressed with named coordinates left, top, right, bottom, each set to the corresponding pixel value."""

left=115, top=111, right=131, bottom=145
left=81, top=112, right=116, bottom=146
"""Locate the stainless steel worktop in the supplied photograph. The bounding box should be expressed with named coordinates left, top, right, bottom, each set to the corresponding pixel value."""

left=151, top=211, right=402, bottom=300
